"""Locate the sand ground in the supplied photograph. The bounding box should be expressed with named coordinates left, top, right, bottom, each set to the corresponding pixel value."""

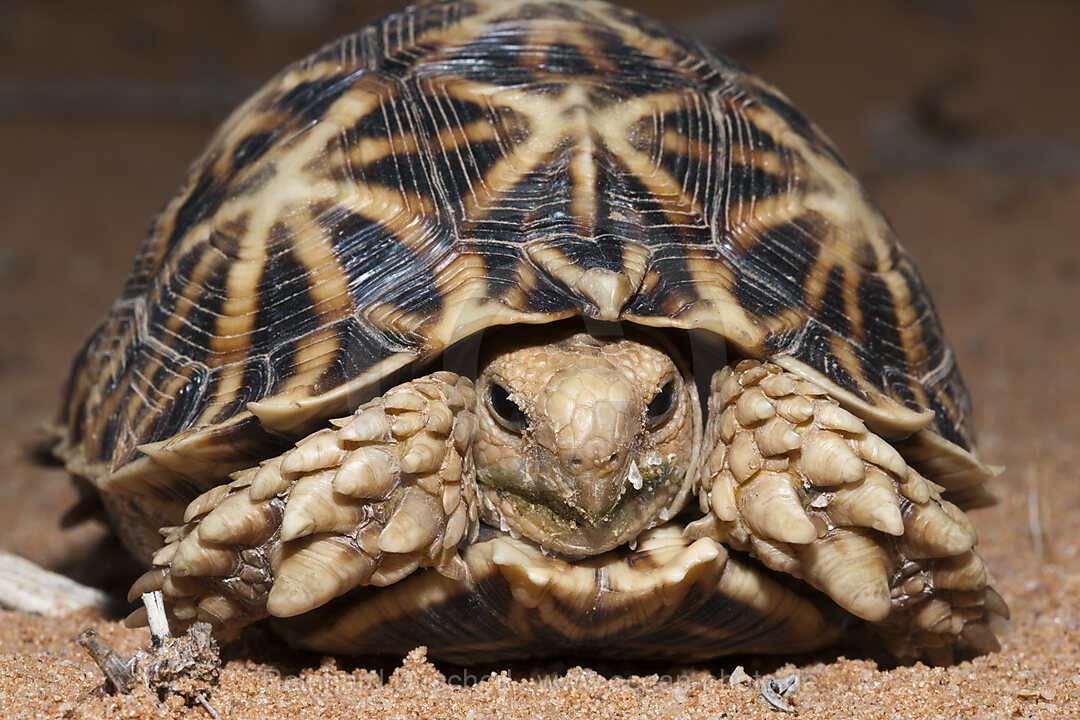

left=1, top=1, right=1078, bottom=718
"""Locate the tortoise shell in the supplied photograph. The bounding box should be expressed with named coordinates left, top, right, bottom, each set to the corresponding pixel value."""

left=54, top=0, right=999, bottom=660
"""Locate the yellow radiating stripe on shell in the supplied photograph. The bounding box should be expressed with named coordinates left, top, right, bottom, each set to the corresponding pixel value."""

left=286, top=327, right=345, bottom=387
left=597, top=92, right=711, bottom=225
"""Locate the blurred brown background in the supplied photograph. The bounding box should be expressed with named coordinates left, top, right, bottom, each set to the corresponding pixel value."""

left=0, top=1, right=1078, bottom=714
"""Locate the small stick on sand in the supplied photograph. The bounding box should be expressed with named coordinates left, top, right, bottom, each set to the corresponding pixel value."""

left=0, top=549, right=109, bottom=616
left=142, top=590, right=171, bottom=647
left=760, top=672, right=800, bottom=713
left=195, top=693, right=221, bottom=719
left=77, top=590, right=221, bottom=718
left=76, top=628, right=134, bottom=693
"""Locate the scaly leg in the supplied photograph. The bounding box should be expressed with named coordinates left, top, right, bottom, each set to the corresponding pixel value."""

left=127, top=372, right=479, bottom=638
left=687, top=360, right=1007, bottom=660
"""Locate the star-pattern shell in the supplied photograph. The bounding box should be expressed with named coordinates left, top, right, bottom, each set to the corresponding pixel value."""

left=56, top=0, right=984, bottom=505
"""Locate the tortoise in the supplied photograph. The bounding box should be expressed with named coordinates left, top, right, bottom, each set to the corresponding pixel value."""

left=53, top=0, right=1007, bottom=663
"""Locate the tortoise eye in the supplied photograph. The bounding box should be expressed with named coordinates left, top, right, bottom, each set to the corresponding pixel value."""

left=488, top=382, right=528, bottom=433
left=645, top=380, right=677, bottom=428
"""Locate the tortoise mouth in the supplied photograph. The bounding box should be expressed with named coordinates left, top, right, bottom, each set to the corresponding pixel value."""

left=476, top=457, right=690, bottom=557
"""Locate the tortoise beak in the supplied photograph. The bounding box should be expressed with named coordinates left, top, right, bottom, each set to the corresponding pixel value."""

left=479, top=447, right=685, bottom=557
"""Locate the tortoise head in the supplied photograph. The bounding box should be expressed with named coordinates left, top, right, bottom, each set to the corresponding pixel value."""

left=474, top=330, right=700, bottom=556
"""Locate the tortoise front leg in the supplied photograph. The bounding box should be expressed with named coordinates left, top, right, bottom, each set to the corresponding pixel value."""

left=128, top=371, right=479, bottom=638
left=688, top=360, right=1007, bottom=660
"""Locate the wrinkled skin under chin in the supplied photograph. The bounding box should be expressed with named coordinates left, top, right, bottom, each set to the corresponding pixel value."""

left=471, top=332, right=701, bottom=557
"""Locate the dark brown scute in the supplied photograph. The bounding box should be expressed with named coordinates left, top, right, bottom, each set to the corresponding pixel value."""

left=731, top=216, right=823, bottom=317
